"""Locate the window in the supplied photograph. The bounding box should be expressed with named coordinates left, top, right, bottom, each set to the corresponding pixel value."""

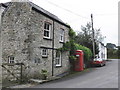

left=55, top=51, right=62, bottom=66
left=44, top=22, right=51, bottom=39
left=41, top=49, right=48, bottom=57
left=59, top=29, right=64, bottom=42
left=34, top=58, right=41, bottom=63
left=8, top=56, right=14, bottom=63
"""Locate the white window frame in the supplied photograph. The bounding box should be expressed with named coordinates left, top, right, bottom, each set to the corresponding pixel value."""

left=55, top=51, right=62, bottom=66
left=41, top=49, right=48, bottom=57
left=59, top=28, right=64, bottom=42
left=43, top=22, right=51, bottom=39
left=8, top=56, right=15, bottom=63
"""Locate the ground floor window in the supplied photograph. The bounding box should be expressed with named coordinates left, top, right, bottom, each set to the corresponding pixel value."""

left=55, top=51, right=62, bottom=66
left=8, top=56, right=14, bottom=63
left=41, top=48, right=48, bottom=57
left=34, top=58, right=41, bottom=63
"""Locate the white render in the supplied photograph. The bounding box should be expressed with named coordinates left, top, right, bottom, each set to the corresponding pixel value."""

left=98, top=42, right=107, bottom=60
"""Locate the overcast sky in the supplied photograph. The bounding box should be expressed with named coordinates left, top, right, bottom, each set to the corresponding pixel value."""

left=0, top=0, right=119, bottom=46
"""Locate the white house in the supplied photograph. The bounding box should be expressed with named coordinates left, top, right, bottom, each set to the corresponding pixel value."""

left=98, top=42, right=107, bottom=60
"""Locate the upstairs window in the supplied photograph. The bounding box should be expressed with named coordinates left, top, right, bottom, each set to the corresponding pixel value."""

left=44, top=22, right=51, bottom=39
left=59, top=29, right=64, bottom=42
left=8, top=56, right=14, bottom=63
left=55, top=51, right=62, bottom=66
left=41, top=48, right=48, bottom=57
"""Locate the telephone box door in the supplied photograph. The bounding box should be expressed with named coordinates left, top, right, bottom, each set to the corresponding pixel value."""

left=74, top=50, right=84, bottom=71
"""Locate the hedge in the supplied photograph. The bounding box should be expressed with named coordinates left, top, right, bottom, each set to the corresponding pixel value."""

left=74, top=43, right=92, bottom=62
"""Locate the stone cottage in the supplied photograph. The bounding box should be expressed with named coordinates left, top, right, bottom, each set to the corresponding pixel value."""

left=0, top=1, right=70, bottom=81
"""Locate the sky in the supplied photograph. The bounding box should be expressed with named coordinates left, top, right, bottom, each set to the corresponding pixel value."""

left=0, top=0, right=119, bottom=46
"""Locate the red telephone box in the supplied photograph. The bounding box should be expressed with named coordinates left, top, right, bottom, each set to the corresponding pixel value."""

left=74, top=50, right=84, bottom=71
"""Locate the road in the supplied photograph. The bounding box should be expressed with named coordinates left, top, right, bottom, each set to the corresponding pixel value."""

left=32, top=59, right=118, bottom=88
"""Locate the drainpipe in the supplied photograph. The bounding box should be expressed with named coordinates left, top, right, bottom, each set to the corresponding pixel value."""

left=52, top=20, right=54, bottom=76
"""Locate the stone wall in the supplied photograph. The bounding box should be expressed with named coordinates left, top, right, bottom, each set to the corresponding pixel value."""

left=1, top=2, right=33, bottom=80
left=0, top=5, right=5, bottom=85
left=53, top=21, right=70, bottom=76
left=1, top=2, right=70, bottom=81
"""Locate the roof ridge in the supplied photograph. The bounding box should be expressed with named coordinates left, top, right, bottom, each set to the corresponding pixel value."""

left=29, top=2, right=64, bottom=23
left=1, top=1, right=70, bottom=28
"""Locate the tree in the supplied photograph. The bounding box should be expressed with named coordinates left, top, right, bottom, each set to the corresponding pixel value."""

left=106, top=43, right=116, bottom=49
left=107, top=45, right=120, bottom=59
left=75, top=22, right=101, bottom=56
left=117, top=46, right=120, bottom=59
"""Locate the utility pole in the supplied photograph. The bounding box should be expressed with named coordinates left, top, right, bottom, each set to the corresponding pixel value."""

left=91, top=14, right=95, bottom=59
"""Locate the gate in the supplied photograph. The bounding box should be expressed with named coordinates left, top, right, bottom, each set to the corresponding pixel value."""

left=2, top=63, right=24, bottom=84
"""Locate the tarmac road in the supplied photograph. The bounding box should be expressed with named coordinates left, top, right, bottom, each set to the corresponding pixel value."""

left=32, top=59, right=118, bottom=88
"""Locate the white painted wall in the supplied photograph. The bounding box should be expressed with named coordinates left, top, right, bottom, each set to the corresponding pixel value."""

left=98, top=42, right=107, bottom=60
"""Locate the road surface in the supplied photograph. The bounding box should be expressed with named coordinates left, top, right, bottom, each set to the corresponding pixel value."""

left=32, top=59, right=118, bottom=88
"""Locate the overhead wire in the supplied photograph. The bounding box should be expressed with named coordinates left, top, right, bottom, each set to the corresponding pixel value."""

left=43, top=0, right=117, bottom=23
left=44, top=0, right=89, bottom=20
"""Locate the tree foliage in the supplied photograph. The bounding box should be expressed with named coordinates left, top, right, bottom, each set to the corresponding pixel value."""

left=74, top=43, right=92, bottom=62
left=118, top=46, right=120, bottom=59
left=107, top=46, right=120, bottom=59
left=75, top=22, right=103, bottom=56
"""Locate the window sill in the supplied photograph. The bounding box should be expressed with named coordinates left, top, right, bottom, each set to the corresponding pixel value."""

left=43, top=37, right=52, bottom=40
left=42, top=55, right=48, bottom=58
left=4, top=63, right=15, bottom=66
left=55, top=65, right=62, bottom=68
left=59, top=41, right=64, bottom=44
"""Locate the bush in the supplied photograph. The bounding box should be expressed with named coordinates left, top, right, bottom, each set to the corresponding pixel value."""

left=74, top=43, right=92, bottom=62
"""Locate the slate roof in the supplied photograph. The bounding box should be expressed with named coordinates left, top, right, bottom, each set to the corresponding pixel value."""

left=1, top=2, right=70, bottom=28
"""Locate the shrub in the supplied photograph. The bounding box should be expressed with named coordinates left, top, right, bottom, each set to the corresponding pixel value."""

left=74, top=43, right=92, bottom=62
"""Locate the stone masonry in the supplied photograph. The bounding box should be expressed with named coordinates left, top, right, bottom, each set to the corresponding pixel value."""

left=0, top=1, right=70, bottom=81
